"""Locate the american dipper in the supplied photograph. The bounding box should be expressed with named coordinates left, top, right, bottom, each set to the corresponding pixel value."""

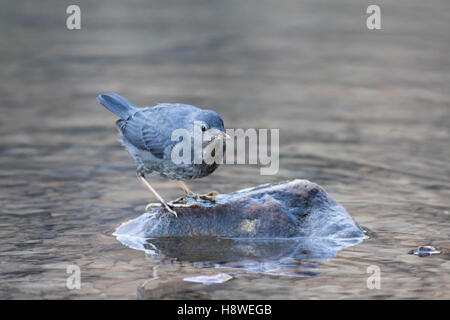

left=98, top=93, right=229, bottom=216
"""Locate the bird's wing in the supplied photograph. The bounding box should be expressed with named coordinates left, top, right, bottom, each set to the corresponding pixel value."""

left=117, top=108, right=174, bottom=159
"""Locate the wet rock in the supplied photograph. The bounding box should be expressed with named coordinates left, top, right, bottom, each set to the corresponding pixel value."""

left=115, top=180, right=364, bottom=276
left=115, top=179, right=364, bottom=239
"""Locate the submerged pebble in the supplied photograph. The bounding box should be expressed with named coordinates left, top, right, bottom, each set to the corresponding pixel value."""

left=408, top=246, right=441, bottom=257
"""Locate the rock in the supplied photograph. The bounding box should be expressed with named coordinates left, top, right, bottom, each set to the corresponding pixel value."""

left=115, top=179, right=364, bottom=239
left=408, top=245, right=441, bottom=257
left=115, top=180, right=365, bottom=275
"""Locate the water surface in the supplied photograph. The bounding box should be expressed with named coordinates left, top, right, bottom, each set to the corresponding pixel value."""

left=0, top=0, right=449, bottom=299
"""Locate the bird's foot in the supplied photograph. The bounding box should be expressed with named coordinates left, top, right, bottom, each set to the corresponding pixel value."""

left=172, top=195, right=189, bottom=204
left=172, top=202, right=202, bottom=209
left=190, top=191, right=219, bottom=203
left=146, top=199, right=202, bottom=213
left=145, top=201, right=178, bottom=217
left=172, top=195, right=199, bottom=206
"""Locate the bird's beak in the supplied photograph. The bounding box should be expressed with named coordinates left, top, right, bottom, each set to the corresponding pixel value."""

left=216, top=132, right=231, bottom=140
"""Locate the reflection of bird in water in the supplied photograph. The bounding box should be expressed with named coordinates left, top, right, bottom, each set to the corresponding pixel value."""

left=98, top=93, right=229, bottom=216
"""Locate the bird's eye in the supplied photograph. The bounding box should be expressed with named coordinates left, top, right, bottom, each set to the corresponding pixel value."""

left=201, top=125, right=206, bottom=132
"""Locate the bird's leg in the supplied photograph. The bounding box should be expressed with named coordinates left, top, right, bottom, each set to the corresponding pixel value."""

left=169, top=181, right=191, bottom=204
left=177, top=181, right=218, bottom=203
left=178, top=181, right=193, bottom=195
left=138, top=173, right=177, bottom=217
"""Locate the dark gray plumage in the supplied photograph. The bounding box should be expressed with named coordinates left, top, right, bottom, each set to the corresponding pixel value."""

left=98, top=93, right=228, bottom=216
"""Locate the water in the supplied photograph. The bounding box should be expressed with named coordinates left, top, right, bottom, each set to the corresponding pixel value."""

left=0, top=0, right=449, bottom=299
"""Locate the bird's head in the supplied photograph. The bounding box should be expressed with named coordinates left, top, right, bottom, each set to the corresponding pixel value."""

left=193, top=110, right=230, bottom=146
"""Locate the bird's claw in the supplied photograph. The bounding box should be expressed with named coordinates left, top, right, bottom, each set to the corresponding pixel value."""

left=145, top=202, right=178, bottom=217
left=165, top=206, right=178, bottom=218
left=172, top=195, right=188, bottom=204
left=172, top=202, right=201, bottom=209
left=191, top=192, right=217, bottom=203
left=145, top=190, right=220, bottom=215
left=146, top=200, right=201, bottom=213
left=183, top=191, right=219, bottom=202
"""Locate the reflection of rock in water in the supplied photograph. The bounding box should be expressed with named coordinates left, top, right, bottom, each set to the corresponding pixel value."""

left=114, top=179, right=364, bottom=276
left=117, top=235, right=362, bottom=277
left=136, top=277, right=213, bottom=300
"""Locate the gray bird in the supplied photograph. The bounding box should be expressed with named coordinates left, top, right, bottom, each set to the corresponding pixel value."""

left=98, top=93, right=229, bottom=216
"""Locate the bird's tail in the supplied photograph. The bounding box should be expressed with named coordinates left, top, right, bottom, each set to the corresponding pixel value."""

left=97, top=93, right=138, bottom=119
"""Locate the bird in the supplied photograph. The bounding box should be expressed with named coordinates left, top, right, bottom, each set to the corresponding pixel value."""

left=97, top=93, right=229, bottom=216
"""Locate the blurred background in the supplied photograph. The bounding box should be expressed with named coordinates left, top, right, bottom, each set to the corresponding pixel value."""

left=0, top=0, right=449, bottom=299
